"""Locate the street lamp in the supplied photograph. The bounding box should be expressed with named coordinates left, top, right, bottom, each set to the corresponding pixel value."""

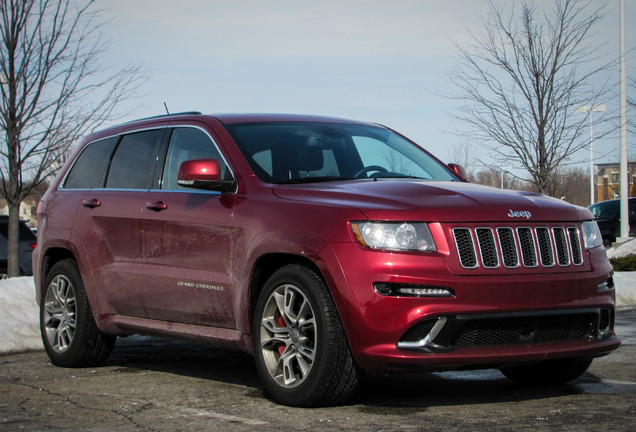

left=576, top=104, right=606, bottom=206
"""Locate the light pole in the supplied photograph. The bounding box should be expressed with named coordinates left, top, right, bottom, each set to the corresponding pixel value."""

left=576, top=104, right=606, bottom=205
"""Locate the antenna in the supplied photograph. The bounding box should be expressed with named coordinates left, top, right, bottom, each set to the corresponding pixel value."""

left=163, top=102, right=170, bottom=114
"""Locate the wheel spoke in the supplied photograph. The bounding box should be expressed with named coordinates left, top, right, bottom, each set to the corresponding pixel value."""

left=260, top=317, right=291, bottom=348
left=283, top=286, right=299, bottom=324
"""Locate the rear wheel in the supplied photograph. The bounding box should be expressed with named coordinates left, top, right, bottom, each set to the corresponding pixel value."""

left=253, top=264, right=361, bottom=406
left=499, top=357, right=593, bottom=385
left=40, top=259, right=115, bottom=367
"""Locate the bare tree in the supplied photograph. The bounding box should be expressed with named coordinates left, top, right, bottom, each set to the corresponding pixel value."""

left=448, top=0, right=613, bottom=196
left=0, top=0, right=141, bottom=276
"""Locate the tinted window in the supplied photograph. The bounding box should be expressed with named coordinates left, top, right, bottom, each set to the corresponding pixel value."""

left=161, top=127, right=229, bottom=190
left=64, top=137, right=118, bottom=189
left=106, top=130, right=163, bottom=190
left=226, top=122, right=456, bottom=184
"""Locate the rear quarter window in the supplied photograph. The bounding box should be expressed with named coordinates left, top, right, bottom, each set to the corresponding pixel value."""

left=63, top=137, right=118, bottom=189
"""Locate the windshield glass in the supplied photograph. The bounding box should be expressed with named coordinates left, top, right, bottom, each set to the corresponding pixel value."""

left=225, top=122, right=457, bottom=184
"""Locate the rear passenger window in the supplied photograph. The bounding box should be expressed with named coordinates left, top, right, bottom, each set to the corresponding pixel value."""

left=106, top=130, right=163, bottom=190
left=63, top=137, right=118, bottom=189
left=161, top=127, right=230, bottom=190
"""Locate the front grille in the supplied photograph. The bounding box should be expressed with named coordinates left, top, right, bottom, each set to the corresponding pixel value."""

left=452, top=224, right=583, bottom=270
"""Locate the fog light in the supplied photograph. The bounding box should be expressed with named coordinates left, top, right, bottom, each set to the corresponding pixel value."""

left=374, top=283, right=454, bottom=298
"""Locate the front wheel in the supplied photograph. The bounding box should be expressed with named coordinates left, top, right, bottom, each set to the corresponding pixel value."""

left=253, top=264, right=361, bottom=406
left=499, top=357, right=593, bottom=385
left=40, top=259, right=116, bottom=367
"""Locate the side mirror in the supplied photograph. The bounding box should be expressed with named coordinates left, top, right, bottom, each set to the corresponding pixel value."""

left=177, top=159, right=236, bottom=193
left=447, top=163, right=469, bottom=182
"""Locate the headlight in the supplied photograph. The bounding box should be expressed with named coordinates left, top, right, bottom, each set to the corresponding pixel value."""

left=582, top=220, right=603, bottom=249
left=351, top=222, right=436, bottom=252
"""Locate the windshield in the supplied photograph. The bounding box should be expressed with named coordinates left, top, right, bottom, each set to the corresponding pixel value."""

left=225, top=122, right=457, bottom=184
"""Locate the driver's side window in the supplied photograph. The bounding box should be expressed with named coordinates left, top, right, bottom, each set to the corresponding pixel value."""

left=161, top=127, right=229, bottom=190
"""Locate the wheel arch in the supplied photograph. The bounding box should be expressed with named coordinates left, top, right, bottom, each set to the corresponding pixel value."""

left=36, top=247, right=77, bottom=303
left=248, top=253, right=324, bottom=331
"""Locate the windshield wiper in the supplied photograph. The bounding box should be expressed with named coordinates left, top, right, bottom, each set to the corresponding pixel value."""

left=275, top=176, right=352, bottom=184
left=368, top=173, right=428, bottom=180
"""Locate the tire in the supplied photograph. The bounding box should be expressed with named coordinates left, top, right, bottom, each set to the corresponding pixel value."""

left=253, top=264, right=361, bottom=407
left=499, top=357, right=593, bottom=385
left=40, top=259, right=116, bottom=367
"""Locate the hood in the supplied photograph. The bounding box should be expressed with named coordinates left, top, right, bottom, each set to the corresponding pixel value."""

left=272, top=180, right=592, bottom=223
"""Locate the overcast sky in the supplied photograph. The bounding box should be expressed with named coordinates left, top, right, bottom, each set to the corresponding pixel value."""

left=101, top=0, right=635, bottom=168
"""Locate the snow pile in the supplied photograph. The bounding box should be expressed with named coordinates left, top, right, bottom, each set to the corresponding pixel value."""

left=0, top=277, right=43, bottom=353
left=606, top=237, right=636, bottom=259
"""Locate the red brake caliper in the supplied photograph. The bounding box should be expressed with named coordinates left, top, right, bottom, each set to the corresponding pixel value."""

left=277, top=315, right=285, bottom=355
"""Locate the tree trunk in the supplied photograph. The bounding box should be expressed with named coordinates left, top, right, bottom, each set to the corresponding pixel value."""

left=7, top=202, right=21, bottom=277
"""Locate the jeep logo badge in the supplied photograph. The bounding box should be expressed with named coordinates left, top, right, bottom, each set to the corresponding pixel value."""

left=508, top=209, right=532, bottom=219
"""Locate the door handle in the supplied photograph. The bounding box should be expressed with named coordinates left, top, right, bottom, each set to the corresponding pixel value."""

left=146, top=201, right=168, bottom=211
left=82, top=199, right=101, bottom=208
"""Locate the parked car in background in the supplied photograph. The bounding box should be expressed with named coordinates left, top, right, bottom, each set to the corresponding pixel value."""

left=588, top=198, right=636, bottom=247
left=0, top=216, right=37, bottom=277
left=33, top=112, right=620, bottom=406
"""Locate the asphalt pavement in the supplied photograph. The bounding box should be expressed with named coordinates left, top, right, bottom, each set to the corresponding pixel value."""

left=1, top=308, right=635, bottom=431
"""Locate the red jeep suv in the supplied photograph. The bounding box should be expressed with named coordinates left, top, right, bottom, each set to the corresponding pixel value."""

left=33, top=113, right=620, bottom=406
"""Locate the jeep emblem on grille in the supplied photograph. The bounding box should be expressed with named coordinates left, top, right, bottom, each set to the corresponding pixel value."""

left=508, top=209, right=532, bottom=219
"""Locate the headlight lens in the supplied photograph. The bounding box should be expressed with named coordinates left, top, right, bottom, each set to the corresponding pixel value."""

left=351, top=222, right=436, bottom=252
left=582, top=220, right=603, bottom=249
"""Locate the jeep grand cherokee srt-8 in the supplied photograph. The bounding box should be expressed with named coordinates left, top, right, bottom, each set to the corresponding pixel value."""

left=33, top=113, right=620, bottom=406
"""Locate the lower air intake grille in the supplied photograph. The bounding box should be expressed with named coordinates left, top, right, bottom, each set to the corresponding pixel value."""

left=452, top=316, right=592, bottom=347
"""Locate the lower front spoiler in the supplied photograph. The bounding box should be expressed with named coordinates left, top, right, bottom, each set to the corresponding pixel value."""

left=359, top=336, right=620, bottom=373
left=355, top=307, right=621, bottom=373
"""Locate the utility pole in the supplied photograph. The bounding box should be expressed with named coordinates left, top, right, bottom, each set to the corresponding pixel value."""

left=618, top=0, right=629, bottom=241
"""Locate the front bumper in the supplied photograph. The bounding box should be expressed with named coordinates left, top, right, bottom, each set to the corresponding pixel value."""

left=321, top=243, right=620, bottom=372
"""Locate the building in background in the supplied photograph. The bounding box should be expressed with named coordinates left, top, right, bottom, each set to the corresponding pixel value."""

left=596, top=162, right=636, bottom=202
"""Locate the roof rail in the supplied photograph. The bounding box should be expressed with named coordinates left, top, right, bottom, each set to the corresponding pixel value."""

left=125, top=111, right=202, bottom=123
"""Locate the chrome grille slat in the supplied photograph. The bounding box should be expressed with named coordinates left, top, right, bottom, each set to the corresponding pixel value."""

left=517, top=227, right=538, bottom=267
left=568, top=227, right=583, bottom=265
left=453, top=228, right=477, bottom=268
left=496, top=227, right=518, bottom=268
left=552, top=227, right=570, bottom=266
left=536, top=227, right=554, bottom=267
left=476, top=228, right=498, bottom=268
left=452, top=224, right=584, bottom=270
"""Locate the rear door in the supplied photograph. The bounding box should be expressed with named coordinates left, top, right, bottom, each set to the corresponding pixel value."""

left=67, top=129, right=165, bottom=317
left=138, top=126, right=237, bottom=328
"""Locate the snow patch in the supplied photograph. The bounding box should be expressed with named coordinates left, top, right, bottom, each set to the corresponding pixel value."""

left=0, top=277, right=43, bottom=354
left=606, top=237, right=636, bottom=259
